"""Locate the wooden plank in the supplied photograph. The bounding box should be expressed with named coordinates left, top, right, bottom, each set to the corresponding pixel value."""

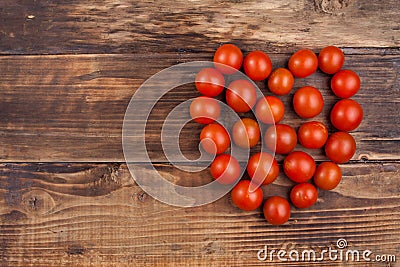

left=0, top=0, right=399, bottom=55
left=0, top=53, right=398, bottom=162
left=0, top=162, right=399, bottom=266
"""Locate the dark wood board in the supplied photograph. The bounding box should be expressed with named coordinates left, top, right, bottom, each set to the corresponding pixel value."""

left=0, top=0, right=399, bottom=54
left=0, top=162, right=399, bottom=266
left=0, top=53, right=398, bottom=162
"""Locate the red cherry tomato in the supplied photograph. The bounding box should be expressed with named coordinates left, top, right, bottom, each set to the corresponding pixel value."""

left=231, top=180, right=263, bottom=211
left=313, top=162, right=342, bottom=190
left=255, top=96, right=285, bottom=124
left=190, top=97, right=220, bottom=124
left=331, top=70, right=360, bottom=98
left=200, top=123, right=230, bottom=155
left=243, top=51, right=272, bottom=81
left=325, top=132, right=356, bottom=163
left=318, top=46, right=345, bottom=74
left=226, top=80, right=257, bottom=113
left=214, top=44, right=243, bottom=74
left=210, top=154, right=241, bottom=185
left=195, top=68, right=225, bottom=97
left=298, top=121, right=328, bottom=149
left=330, top=99, right=363, bottom=131
left=288, top=49, right=318, bottom=78
left=232, top=118, right=260, bottom=148
left=268, top=68, right=294, bottom=95
left=263, top=196, right=291, bottom=225
left=284, top=151, right=316, bottom=183
left=265, top=124, right=297, bottom=154
left=247, top=152, right=279, bottom=185
left=290, top=183, right=318, bottom=209
left=293, top=86, right=324, bottom=118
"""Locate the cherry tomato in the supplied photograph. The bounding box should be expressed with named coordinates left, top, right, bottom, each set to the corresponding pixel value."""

left=331, top=70, right=360, bottom=98
left=263, top=196, right=291, bottom=225
left=298, top=121, right=328, bottom=149
left=330, top=99, right=363, bottom=131
left=232, top=118, right=260, bottom=148
left=243, top=51, right=272, bottom=81
left=325, top=132, right=356, bottom=163
left=255, top=96, right=285, bottom=124
left=226, top=80, right=257, bottom=113
left=210, top=154, right=241, bottom=185
left=313, top=162, right=342, bottom=190
left=231, top=180, right=263, bottom=211
left=284, top=151, right=316, bottom=183
left=268, top=68, right=294, bottom=95
left=318, top=46, right=345, bottom=74
left=247, top=152, right=279, bottom=185
left=195, top=68, right=225, bottom=97
left=293, top=86, right=324, bottom=118
left=200, top=123, right=230, bottom=155
left=290, top=183, right=318, bottom=209
left=190, top=97, right=220, bottom=124
left=265, top=124, right=297, bottom=154
left=214, top=44, right=243, bottom=74
left=288, top=49, right=318, bottom=78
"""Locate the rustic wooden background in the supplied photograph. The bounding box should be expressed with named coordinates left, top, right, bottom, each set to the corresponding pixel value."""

left=0, top=0, right=399, bottom=266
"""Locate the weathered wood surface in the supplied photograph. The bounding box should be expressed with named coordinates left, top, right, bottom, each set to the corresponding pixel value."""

left=0, top=0, right=399, bottom=266
left=0, top=52, right=398, bottom=162
left=0, top=0, right=399, bottom=55
left=0, top=162, right=399, bottom=266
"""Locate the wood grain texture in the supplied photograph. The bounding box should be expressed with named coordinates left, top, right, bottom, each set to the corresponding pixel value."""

left=0, top=0, right=399, bottom=55
left=0, top=52, right=399, bottom=162
left=0, top=0, right=399, bottom=266
left=0, top=162, right=399, bottom=266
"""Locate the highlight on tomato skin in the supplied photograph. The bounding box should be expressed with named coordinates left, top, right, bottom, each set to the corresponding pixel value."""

left=293, top=86, right=324, bottom=119
left=189, top=96, right=221, bottom=124
left=298, top=121, right=328, bottom=149
left=288, top=49, right=318, bottom=78
left=268, top=68, right=294, bottom=95
left=283, top=151, right=316, bottom=183
left=313, top=162, right=342, bottom=190
left=255, top=96, right=285, bottom=125
left=213, top=44, right=243, bottom=74
left=243, top=50, right=273, bottom=81
left=330, top=69, right=360, bottom=98
left=226, top=79, right=257, bottom=113
left=195, top=68, right=225, bottom=97
left=231, top=180, right=264, bottom=211
left=318, top=46, right=345, bottom=74
left=246, top=152, right=279, bottom=186
left=263, top=196, right=291, bottom=225
left=265, top=124, right=297, bottom=155
left=325, top=131, right=357, bottom=164
left=199, top=123, right=230, bottom=155
left=232, top=118, right=260, bottom=149
left=210, top=154, right=241, bottom=185
left=330, top=99, right=364, bottom=132
left=290, top=183, right=318, bottom=209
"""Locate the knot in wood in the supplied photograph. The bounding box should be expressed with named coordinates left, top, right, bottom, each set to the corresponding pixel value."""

left=21, top=189, right=56, bottom=215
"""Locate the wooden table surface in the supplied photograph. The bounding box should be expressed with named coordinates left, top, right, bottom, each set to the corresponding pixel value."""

left=0, top=0, right=399, bottom=266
